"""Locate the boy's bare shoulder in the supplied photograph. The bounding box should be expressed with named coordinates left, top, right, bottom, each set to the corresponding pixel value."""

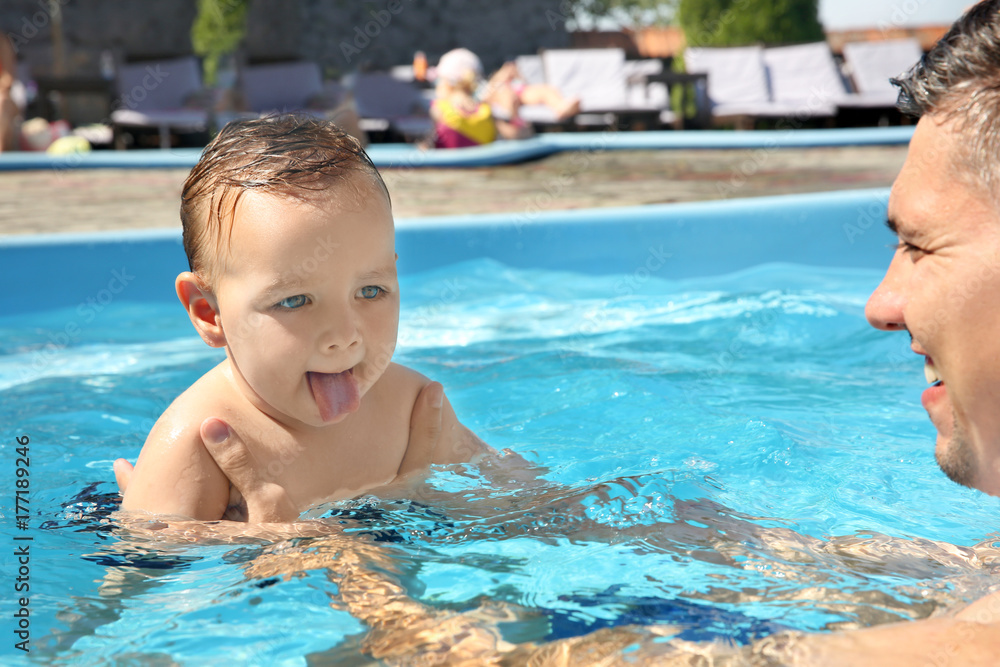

left=368, top=362, right=430, bottom=411
left=121, top=363, right=235, bottom=518
left=152, top=363, right=239, bottom=439
left=386, top=361, right=430, bottom=388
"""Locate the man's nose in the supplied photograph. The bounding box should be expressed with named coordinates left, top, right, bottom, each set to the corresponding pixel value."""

left=865, top=264, right=906, bottom=331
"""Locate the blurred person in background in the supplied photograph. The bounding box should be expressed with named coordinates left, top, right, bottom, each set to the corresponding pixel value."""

left=430, top=48, right=501, bottom=148
left=0, top=32, right=21, bottom=151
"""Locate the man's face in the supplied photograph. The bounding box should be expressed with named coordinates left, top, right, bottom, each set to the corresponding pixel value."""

left=866, top=114, right=1000, bottom=495
left=212, top=179, right=399, bottom=430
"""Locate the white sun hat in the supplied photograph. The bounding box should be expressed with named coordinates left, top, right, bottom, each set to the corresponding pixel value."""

left=435, top=48, right=484, bottom=86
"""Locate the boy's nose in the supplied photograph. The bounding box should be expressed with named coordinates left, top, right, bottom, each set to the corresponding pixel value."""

left=322, top=312, right=361, bottom=350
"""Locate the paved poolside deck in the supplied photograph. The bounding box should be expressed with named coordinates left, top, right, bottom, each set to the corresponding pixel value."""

left=0, top=145, right=907, bottom=236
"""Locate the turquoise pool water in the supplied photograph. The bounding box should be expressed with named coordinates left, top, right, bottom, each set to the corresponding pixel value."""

left=4, top=256, right=999, bottom=664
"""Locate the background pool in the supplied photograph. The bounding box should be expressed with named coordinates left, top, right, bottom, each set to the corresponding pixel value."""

left=3, top=190, right=999, bottom=664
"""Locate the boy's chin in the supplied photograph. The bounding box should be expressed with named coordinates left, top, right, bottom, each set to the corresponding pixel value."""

left=302, top=396, right=364, bottom=427
left=313, top=406, right=358, bottom=426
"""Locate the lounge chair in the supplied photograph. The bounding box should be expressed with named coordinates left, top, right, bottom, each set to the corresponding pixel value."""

left=841, top=38, right=922, bottom=108
left=622, top=59, right=675, bottom=123
left=684, top=46, right=781, bottom=126
left=762, top=42, right=843, bottom=119
left=514, top=55, right=546, bottom=86
left=686, top=44, right=845, bottom=126
left=623, top=58, right=664, bottom=86
left=496, top=54, right=560, bottom=126
left=350, top=72, right=432, bottom=140
left=540, top=48, right=664, bottom=128
left=228, top=62, right=368, bottom=143
left=110, top=56, right=209, bottom=149
left=241, top=61, right=326, bottom=115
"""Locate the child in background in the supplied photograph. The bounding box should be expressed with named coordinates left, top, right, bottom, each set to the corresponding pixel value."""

left=429, top=48, right=580, bottom=148
left=118, top=114, right=489, bottom=520
left=430, top=48, right=501, bottom=148
left=481, top=61, right=581, bottom=125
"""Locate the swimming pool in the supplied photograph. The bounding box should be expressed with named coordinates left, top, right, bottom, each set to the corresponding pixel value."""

left=4, top=189, right=999, bottom=664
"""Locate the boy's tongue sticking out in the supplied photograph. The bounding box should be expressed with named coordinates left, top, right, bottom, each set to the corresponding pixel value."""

left=308, top=370, right=361, bottom=422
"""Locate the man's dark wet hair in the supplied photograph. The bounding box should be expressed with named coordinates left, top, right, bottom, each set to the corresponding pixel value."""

left=893, top=0, right=1000, bottom=188
left=180, top=114, right=390, bottom=284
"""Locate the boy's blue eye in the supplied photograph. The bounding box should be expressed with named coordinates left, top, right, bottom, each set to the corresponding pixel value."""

left=276, top=295, right=309, bottom=309
left=359, top=286, right=383, bottom=299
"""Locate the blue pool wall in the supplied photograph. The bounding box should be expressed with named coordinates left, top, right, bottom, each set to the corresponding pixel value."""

left=2, top=188, right=894, bottom=317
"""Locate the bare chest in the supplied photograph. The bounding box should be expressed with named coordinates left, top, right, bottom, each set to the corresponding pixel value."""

left=234, top=406, right=411, bottom=510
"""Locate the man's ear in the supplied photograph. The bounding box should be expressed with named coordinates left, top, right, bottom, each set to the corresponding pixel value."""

left=176, top=272, right=226, bottom=348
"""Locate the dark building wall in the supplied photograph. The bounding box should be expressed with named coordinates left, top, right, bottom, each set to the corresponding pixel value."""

left=2, top=0, right=198, bottom=74
left=4, top=0, right=569, bottom=78
left=294, top=0, right=571, bottom=77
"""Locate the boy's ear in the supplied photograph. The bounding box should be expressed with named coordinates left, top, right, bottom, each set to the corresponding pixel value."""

left=176, top=272, right=226, bottom=348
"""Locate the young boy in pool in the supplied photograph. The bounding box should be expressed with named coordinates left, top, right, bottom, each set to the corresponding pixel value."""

left=117, top=115, right=489, bottom=521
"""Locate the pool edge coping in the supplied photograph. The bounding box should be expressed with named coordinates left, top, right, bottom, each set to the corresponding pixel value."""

left=0, top=187, right=893, bottom=247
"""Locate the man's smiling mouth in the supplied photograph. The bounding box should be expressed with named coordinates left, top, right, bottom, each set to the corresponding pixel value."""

left=924, top=358, right=943, bottom=386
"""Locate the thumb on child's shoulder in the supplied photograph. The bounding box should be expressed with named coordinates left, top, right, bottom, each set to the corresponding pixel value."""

left=397, top=382, right=445, bottom=477
left=200, top=417, right=253, bottom=484
left=199, top=416, right=296, bottom=523
left=423, top=381, right=445, bottom=409
left=202, top=417, right=231, bottom=445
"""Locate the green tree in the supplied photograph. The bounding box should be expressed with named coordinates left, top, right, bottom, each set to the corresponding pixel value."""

left=191, top=0, right=250, bottom=85
left=677, top=0, right=824, bottom=47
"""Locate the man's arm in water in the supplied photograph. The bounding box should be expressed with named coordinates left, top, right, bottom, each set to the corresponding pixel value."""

left=769, top=607, right=1000, bottom=667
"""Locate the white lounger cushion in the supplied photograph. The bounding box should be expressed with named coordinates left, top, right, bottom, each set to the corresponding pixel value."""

left=110, top=108, right=208, bottom=129
left=515, top=55, right=546, bottom=86
left=542, top=48, right=629, bottom=112
left=763, top=42, right=844, bottom=117
left=685, top=46, right=771, bottom=111
left=842, top=38, right=922, bottom=107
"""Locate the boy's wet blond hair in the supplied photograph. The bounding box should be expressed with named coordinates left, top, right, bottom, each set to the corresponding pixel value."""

left=180, top=114, right=390, bottom=285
